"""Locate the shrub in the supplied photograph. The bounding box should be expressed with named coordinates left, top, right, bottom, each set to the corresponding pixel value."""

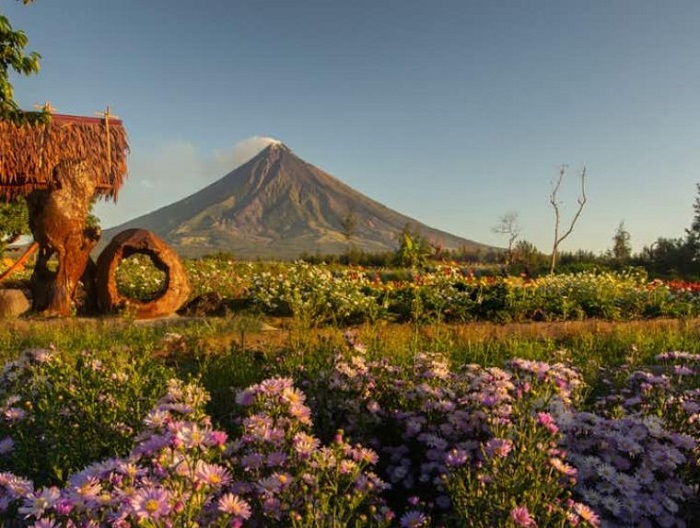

left=248, top=262, right=383, bottom=326
left=0, top=377, right=392, bottom=527
left=0, top=347, right=172, bottom=485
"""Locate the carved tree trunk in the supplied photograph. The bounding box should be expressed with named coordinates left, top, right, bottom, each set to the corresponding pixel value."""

left=26, top=160, right=101, bottom=316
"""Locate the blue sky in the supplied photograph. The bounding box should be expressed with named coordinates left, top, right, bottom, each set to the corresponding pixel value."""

left=5, top=0, right=700, bottom=253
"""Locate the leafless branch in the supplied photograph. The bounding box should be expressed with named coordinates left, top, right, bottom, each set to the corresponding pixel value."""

left=549, top=165, right=587, bottom=273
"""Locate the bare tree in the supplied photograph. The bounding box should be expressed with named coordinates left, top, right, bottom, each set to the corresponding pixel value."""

left=492, top=211, right=521, bottom=266
left=549, top=165, right=587, bottom=273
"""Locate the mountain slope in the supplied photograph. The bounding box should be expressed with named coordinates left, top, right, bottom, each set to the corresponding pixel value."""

left=102, top=143, right=490, bottom=259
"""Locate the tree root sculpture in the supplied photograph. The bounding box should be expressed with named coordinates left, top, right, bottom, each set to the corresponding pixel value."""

left=26, top=160, right=101, bottom=316
left=95, top=228, right=190, bottom=319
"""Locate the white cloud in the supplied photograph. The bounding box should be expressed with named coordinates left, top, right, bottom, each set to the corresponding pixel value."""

left=94, top=136, right=280, bottom=228
left=206, top=136, right=281, bottom=178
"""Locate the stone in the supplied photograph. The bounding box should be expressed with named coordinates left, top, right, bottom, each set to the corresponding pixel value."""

left=0, top=289, right=30, bottom=319
left=177, top=292, right=228, bottom=317
left=96, top=229, right=190, bottom=319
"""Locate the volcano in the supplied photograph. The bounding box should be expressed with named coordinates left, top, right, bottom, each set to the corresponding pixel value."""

left=101, top=142, right=489, bottom=259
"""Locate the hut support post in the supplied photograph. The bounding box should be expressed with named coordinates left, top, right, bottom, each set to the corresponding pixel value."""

left=27, top=160, right=101, bottom=316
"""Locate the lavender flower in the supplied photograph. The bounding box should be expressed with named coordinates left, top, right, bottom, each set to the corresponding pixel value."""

left=511, top=505, right=537, bottom=527
left=130, top=487, right=171, bottom=521
left=217, top=493, right=251, bottom=519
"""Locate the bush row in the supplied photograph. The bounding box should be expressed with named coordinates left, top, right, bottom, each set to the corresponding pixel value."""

left=248, top=264, right=699, bottom=325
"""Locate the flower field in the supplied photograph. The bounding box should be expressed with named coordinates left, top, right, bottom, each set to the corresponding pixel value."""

left=0, top=258, right=699, bottom=526
left=246, top=263, right=698, bottom=325
left=0, top=335, right=697, bottom=527
left=7, top=257, right=696, bottom=325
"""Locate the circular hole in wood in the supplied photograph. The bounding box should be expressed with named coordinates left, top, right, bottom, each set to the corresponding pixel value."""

left=115, top=252, right=168, bottom=302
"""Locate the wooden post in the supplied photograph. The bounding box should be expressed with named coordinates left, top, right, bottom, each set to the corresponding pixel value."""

left=32, top=102, right=56, bottom=169
left=0, top=242, right=38, bottom=282
left=95, top=106, right=119, bottom=168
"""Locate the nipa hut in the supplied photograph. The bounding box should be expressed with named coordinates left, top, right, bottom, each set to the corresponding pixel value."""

left=0, top=112, right=129, bottom=202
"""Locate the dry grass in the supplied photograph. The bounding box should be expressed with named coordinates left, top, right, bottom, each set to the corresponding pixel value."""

left=0, top=113, right=128, bottom=201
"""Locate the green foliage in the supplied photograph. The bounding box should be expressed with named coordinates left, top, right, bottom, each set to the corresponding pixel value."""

left=610, top=221, right=632, bottom=262
left=510, top=240, right=547, bottom=276
left=184, top=256, right=252, bottom=298
left=395, top=224, right=432, bottom=269
left=248, top=261, right=384, bottom=327
left=637, top=237, right=694, bottom=279
left=0, top=3, right=44, bottom=248
left=686, top=183, right=700, bottom=263
left=0, top=199, right=29, bottom=251
left=0, top=4, right=42, bottom=122
left=0, top=347, right=173, bottom=486
left=446, top=397, right=584, bottom=527
left=115, top=253, right=167, bottom=301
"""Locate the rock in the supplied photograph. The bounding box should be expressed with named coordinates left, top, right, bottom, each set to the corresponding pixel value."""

left=259, top=322, right=278, bottom=332
left=0, top=289, right=30, bottom=319
left=178, top=292, right=228, bottom=317
left=95, top=229, right=190, bottom=319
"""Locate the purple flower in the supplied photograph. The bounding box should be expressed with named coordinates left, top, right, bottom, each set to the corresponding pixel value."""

left=172, top=422, right=206, bottom=449
left=288, top=402, right=312, bottom=424
left=484, top=437, right=513, bottom=458
left=444, top=448, right=468, bottom=467
left=18, top=487, right=61, bottom=518
left=194, top=461, right=232, bottom=488
left=511, top=505, right=537, bottom=527
left=537, top=412, right=559, bottom=434
left=572, top=502, right=600, bottom=527
left=400, top=509, right=429, bottom=527
left=240, top=452, right=265, bottom=469
left=3, top=407, right=26, bottom=422
left=235, top=389, right=255, bottom=407
left=205, top=429, right=228, bottom=447
left=262, top=496, right=282, bottom=519
left=673, top=365, right=694, bottom=376
left=130, top=487, right=171, bottom=520
left=218, top=493, right=251, bottom=519
left=0, top=436, right=14, bottom=455
left=292, top=432, right=320, bottom=458
left=66, top=474, right=101, bottom=508
left=29, top=519, right=59, bottom=528
left=266, top=451, right=287, bottom=467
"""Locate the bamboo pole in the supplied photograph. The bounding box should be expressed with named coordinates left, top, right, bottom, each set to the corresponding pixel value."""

left=0, top=241, right=38, bottom=282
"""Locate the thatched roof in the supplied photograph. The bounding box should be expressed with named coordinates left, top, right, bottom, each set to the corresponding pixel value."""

left=0, top=112, right=129, bottom=202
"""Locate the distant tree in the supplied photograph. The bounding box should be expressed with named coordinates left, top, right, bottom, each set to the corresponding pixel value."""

left=685, top=183, right=700, bottom=264
left=340, top=205, right=357, bottom=241
left=633, top=184, right=700, bottom=279
left=549, top=165, right=587, bottom=273
left=395, top=224, right=431, bottom=269
left=340, top=205, right=358, bottom=263
left=557, top=249, right=608, bottom=274
left=511, top=240, right=546, bottom=276
left=638, top=237, right=692, bottom=279
left=492, top=211, right=521, bottom=266
left=610, top=221, right=632, bottom=262
left=428, top=235, right=445, bottom=261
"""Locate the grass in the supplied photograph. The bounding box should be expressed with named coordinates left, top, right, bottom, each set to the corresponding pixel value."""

left=2, top=314, right=698, bottom=426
